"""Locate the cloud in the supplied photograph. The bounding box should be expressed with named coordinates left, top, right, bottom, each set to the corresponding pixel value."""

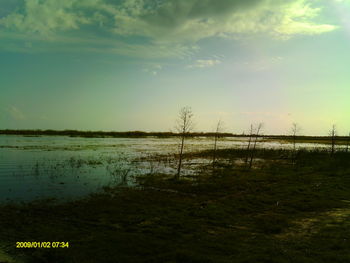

left=107, top=0, right=337, bottom=41
left=244, top=56, right=283, bottom=71
left=0, top=0, right=92, bottom=35
left=6, top=106, right=25, bottom=120
left=187, top=59, right=221, bottom=68
left=0, top=30, right=198, bottom=58
left=272, top=0, right=338, bottom=38
left=142, top=64, right=163, bottom=75
left=0, top=0, right=339, bottom=57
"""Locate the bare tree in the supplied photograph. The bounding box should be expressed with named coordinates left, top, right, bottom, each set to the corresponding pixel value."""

left=329, top=124, right=337, bottom=156
left=245, top=124, right=254, bottom=164
left=249, top=123, right=263, bottom=169
left=175, top=106, right=194, bottom=179
left=212, top=120, right=224, bottom=170
left=291, top=123, right=301, bottom=164
left=291, top=123, right=301, bottom=152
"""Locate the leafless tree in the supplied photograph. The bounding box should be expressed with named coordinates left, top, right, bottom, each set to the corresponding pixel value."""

left=291, top=123, right=301, bottom=152
left=175, top=106, right=194, bottom=179
left=212, top=120, right=224, bottom=170
left=329, top=124, right=337, bottom=156
left=291, top=123, right=301, bottom=164
left=249, top=123, right=263, bottom=169
left=245, top=124, right=254, bottom=164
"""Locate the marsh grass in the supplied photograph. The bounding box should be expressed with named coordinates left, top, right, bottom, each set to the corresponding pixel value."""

left=1, top=148, right=350, bottom=262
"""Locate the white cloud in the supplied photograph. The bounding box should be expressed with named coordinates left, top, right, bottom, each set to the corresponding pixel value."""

left=244, top=56, right=283, bottom=71
left=187, top=59, right=221, bottom=68
left=0, top=31, right=199, bottom=58
left=0, top=0, right=339, bottom=57
left=0, top=0, right=92, bottom=35
left=272, top=0, right=337, bottom=38
left=104, top=0, right=337, bottom=42
left=142, top=64, right=163, bottom=75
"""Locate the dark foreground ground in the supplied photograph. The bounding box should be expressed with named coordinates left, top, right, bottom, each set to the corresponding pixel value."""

left=1, top=149, right=350, bottom=263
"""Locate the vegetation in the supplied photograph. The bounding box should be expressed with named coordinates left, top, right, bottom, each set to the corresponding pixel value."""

left=212, top=120, right=223, bottom=171
left=248, top=123, right=263, bottom=169
left=175, top=107, right=194, bottom=179
left=329, top=125, right=337, bottom=156
left=1, top=129, right=350, bottom=144
left=1, top=148, right=350, bottom=263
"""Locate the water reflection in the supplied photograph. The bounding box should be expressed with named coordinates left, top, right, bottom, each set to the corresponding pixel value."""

left=0, top=135, right=342, bottom=202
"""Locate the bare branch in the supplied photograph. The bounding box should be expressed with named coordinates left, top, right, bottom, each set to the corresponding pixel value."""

left=175, top=106, right=194, bottom=179
left=249, top=123, right=264, bottom=169
left=329, top=124, right=337, bottom=156
left=212, top=119, right=225, bottom=170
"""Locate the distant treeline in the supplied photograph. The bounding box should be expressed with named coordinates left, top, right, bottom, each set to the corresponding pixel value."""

left=0, top=129, right=349, bottom=141
left=0, top=129, right=233, bottom=138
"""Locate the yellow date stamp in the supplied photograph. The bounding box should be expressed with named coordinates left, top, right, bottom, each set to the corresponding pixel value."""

left=16, top=241, right=69, bottom=248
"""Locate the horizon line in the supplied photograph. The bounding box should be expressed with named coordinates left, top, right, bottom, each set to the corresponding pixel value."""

left=0, top=129, right=348, bottom=139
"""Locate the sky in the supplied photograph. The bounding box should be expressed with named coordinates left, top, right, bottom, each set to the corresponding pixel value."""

left=0, top=0, right=349, bottom=135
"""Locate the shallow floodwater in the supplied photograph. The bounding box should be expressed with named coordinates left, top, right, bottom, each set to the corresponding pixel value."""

left=0, top=135, right=336, bottom=202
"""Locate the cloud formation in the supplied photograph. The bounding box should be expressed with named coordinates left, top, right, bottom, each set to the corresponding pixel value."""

left=143, top=64, right=163, bottom=75
left=187, top=59, right=222, bottom=68
left=0, top=0, right=339, bottom=57
left=110, top=0, right=337, bottom=41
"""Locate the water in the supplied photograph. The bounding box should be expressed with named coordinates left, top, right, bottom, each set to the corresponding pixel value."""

left=0, top=135, right=338, bottom=202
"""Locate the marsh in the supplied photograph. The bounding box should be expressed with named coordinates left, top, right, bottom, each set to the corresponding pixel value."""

left=0, top=134, right=350, bottom=263
left=0, top=134, right=347, bottom=202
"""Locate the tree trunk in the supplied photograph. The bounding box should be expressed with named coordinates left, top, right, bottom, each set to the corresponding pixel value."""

left=176, top=134, right=185, bottom=179
left=245, top=125, right=253, bottom=164
left=212, top=134, right=218, bottom=170
left=292, top=133, right=296, bottom=165
left=249, top=126, right=261, bottom=169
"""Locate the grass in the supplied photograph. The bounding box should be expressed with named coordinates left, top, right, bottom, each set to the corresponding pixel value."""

left=0, top=148, right=350, bottom=262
